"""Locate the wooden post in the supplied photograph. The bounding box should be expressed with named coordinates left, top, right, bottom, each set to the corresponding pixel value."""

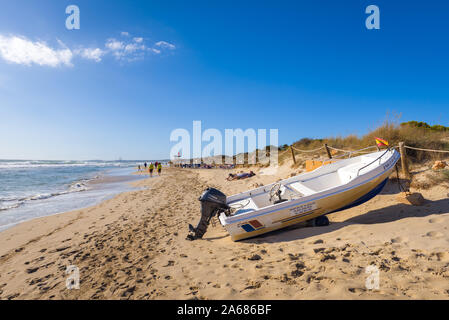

left=324, top=144, right=332, bottom=159
left=290, top=145, right=296, bottom=164
left=399, top=142, right=410, bottom=180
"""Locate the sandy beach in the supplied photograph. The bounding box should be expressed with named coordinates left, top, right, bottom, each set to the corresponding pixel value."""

left=2, top=0, right=449, bottom=303
left=0, top=163, right=448, bottom=300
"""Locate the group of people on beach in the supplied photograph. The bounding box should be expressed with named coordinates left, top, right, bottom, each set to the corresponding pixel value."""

left=176, top=163, right=236, bottom=169
left=137, top=161, right=162, bottom=177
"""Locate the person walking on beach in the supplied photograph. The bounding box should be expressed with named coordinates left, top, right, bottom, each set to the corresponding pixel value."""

left=149, top=162, right=154, bottom=177
left=144, top=162, right=147, bottom=169
left=157, top=162, right=162, bottom=176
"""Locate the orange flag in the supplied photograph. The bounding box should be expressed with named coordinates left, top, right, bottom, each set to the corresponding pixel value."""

left=375, top=137, right=389, bottom=147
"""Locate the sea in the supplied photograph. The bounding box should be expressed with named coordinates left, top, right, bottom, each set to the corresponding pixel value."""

left=0, top=159, right=162, bottom=232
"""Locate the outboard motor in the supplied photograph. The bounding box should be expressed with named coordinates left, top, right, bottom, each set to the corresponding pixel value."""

left=186, top=188, right=229, bottom=240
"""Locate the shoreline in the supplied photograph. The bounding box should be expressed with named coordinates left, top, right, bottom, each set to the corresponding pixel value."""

left=0, top=166, right=448, bottom=299
left=0, top=168, right=151, bottom=238
left=0, top=167, right=147, bottom=233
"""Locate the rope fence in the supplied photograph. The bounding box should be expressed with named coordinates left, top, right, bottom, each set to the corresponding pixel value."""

left=277, top=148, right=292, bottom=157
left=404, top=145, right=449, bottom=154
left=326, top=146, right=352, bottom=153
left=248, top=143, right=449, bottom=168
left=291, top=145, right=325, bottom=153
left=279, top=142, right=449, bottom=180
left=174, top=142, right=448, bottom=171
left=285, top=144, right=382, bottom=164
left=272, top=142, right=449, bottom=193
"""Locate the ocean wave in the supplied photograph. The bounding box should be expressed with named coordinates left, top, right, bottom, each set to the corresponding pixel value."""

left=0, top=180, right=91, bottom=211
left=0, top=200, right=24, bottom=211
left=0, top=160, right=141, bottom=169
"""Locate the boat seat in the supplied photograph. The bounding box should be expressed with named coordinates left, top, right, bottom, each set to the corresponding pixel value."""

left=280, top=184, right=302, bottom=200
left=229, top=197, right=259, bottom=216
left=338, top=162, right=366, bottom=183
left=288, top=182, right=316, bottom=196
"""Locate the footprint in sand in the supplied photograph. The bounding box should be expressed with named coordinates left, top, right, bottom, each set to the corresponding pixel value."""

left=425, top=231, right=443, bottom=238
left=348, top=287, right=366, bottom=294
left=248, top=254, right=262, bottom=261
left=26, top=267, right=39, bottom=274
left=163, top=260, right=175, bottom=267
left=391, top=236, right=405, bottom=244
left=428, top=217, right=444, bottom=224
left=434, top=252, right=449, bottom=262
left=288, top=253, right=302, bottom=261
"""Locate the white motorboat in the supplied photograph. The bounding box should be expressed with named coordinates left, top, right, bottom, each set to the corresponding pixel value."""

left=187, top=148, right=400, bottom=241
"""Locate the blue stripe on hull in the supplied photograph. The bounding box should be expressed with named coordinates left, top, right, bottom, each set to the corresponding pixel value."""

left=327, top=178, right=389, bottom=215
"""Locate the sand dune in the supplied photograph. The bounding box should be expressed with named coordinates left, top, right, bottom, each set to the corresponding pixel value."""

left=0, top=165, right=448, bottom=300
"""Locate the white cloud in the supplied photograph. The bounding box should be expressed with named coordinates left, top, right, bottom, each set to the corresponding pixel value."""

left=124, top=43, right=143, bottom=53
left=0, top=33, right=176, bottom=67
left=155, top=41, right=176, bottom=50
left=105, top=38, right=124, bottom=51
left=149, top=48, right=161, bottom=54
left=75, top=48, right=104, bottom=62
left=149, top=41, right=176, bottom=55
left=0, top=35, right=73, bottom=67
left=121, top=31, right=130, bottom=37
left=105, top=37, right=148, bottom=61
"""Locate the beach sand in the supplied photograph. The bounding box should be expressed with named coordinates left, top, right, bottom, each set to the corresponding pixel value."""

left=0, top=164, right=448, bottom=300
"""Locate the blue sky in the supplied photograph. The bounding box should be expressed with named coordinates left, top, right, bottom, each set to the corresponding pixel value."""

left=0, top=0, right=448, bottom=160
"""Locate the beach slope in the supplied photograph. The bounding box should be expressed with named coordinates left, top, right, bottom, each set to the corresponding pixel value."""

left=0, top=167, right=448, bottom=299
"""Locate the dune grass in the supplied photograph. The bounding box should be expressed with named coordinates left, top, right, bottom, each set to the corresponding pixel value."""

left=278, top=120, right=449, bottom=165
